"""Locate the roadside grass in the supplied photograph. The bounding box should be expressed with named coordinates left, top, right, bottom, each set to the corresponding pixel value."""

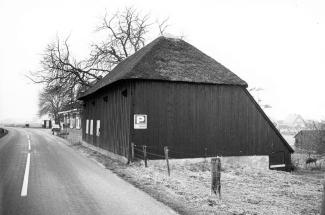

left=66, top=142, right=323, bottom=215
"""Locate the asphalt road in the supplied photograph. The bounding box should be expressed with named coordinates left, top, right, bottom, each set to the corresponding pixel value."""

left=0, top=127, right=178, bottom=215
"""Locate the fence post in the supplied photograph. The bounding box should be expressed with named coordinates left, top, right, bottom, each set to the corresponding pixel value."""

left=321, top=181, right=325, bottom=215
left=211, top=157, right=221, bottom=198
left=131, top=142, right=135, bottom=162
left=143, top=145, right=148, bottom=167
left=164, top=146, right=170, bottom=176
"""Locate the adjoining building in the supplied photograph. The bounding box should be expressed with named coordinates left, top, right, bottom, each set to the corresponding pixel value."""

left=294, top=130, right=325, bottom=153
left=58, top=109, right=81, bottom=129
left=57, top=103, right=83, bottom=144
left=78, top=36, right=294, bottom=170
left=58, top=103, right=82, bottom=129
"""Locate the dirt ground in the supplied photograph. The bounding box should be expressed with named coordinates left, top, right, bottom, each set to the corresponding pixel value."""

left=68, top=143, right=323, bottom=215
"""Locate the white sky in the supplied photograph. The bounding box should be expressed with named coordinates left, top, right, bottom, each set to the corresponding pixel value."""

left=0, top=0, right=325, bottom=122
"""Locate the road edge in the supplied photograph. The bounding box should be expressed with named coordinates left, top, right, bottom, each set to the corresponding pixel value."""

left=57, top=139, right=191, bottom=214
left=72, top=143, right=192, bottom=215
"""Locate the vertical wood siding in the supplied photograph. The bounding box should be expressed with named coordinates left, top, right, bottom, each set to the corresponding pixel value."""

left=82, top=81, right=131, bottom=158
left=81, top=79, right=292, bottom=168
left=132, top=80, right=292, bottom=167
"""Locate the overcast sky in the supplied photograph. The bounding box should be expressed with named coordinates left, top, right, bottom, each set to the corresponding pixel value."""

left=0, top=0, right=325, bottom=122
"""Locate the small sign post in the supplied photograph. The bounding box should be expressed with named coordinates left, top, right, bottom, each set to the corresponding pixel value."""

left=143, top=145, right=148, bottom=167
left=131, top=142, right=135, bottom=162
left=134, top=114, right=147, bottom=129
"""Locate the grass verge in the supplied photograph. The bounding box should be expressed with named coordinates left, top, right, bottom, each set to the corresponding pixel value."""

left=68, top=143, right=323, bottom=215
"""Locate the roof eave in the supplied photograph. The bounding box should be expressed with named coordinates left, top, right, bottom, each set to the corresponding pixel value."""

left=77, top=78, right=248, bottom=100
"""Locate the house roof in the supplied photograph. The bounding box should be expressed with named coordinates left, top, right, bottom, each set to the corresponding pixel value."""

left=294, top=130, right=325, bottom=138
left=78, top=36, right=247, bottom=99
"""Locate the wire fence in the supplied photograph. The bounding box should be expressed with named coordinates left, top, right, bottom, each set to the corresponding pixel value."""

left=130, top=143, right=218, bottom=175
left=132, top=143, right=232, bottom=161
left=131, top=142, right=222, bottom=196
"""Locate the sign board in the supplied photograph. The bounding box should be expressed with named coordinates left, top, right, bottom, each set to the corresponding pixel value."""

left=134, top=114, right=147, bottom=129
left=96, top=120, right=100, bottom=136
left=90, top=120, right=93, bottom=135
left=86, top=119, right=89, bottom=134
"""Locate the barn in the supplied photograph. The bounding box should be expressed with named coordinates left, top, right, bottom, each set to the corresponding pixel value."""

left=78, top=36, right=294, bottom=170
left=294, top=130, right=325, bottom=153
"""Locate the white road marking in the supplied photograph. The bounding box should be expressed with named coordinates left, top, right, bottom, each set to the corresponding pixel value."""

left=21, top=153, right=31, bottom=197
left=28, top=139, right=31, bottom=151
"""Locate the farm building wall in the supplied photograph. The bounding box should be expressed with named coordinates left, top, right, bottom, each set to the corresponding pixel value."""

left=82, top=81, right=131, bottom=158
left=294, top=130, right=325, bottom=153
left=131, top=80, right=292, bottom=168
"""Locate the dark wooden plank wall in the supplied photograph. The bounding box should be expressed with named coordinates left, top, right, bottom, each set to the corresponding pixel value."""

left=82, top=81, right=131, bottom=158
left=132, top=80, right=291, bottom=164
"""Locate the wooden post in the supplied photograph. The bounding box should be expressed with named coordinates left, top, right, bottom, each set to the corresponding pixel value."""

left=321, top=181, right=325, bottom=215
left=164, top=146, right=170, bottom=176
left=211, top=157, right=221, bottom=198
left=131, top=142, right=135, bottom=162
left=143, top=145, right=148, bottom=167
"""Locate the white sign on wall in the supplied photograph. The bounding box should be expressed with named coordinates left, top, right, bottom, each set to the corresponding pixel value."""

left=96, top=120, right=100, bottom=136
left=86, top=119, right=89, bottom=134
left=134, top=114, right=147, bottom=129
left=90, top=120, right=93, bottom=135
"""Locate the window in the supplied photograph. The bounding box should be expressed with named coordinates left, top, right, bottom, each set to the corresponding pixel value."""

left=70, top=117, right=74, bottom=128
left=96, top=120, right=100, bottom=136
left=86, top=119, right=89, bottom=134
left=76, top=117, right=81, bottom=129
left=90, top=120, right=93, bottom=135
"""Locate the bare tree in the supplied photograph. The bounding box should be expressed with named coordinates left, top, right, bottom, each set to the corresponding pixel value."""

left=29, top=7, right=169, bottom=94
left=157, top=17, right=169, bottom=36
left=38, top=85, right=70, bottom=123
left=29, top=7, right=170, bottom=123
left=29, top=37, right=107, bottom=94
left=89, top=7, right=151, bottom=70
left=25, top=7, right=173, bottom=129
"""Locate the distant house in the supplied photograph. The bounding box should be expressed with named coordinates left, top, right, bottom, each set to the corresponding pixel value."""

left=294, top=130, right=325, bottom=153
left=276, top=114, right=308, bottom=134
left=285, top=114, right=306, bottom=129
left=78, top=36, right=294, bottom=170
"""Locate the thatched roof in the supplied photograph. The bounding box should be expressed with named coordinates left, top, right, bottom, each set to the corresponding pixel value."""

left=79, top=36, right=247, bottom=99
